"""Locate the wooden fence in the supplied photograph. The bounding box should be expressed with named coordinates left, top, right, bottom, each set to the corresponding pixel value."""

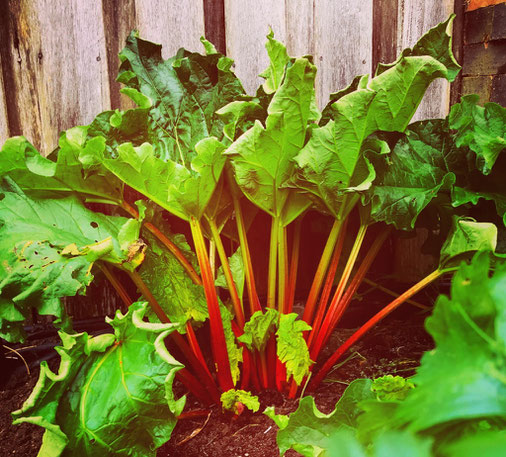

left=1, top=0, right=462, bottom=318
left=0, top=0, right=455, bottom=154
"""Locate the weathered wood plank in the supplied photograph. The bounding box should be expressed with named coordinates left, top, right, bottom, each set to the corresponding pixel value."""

left=134, top=0, right=205, bottom=57
left=397, top=0, right=454, bottom=120
left=102, top=0, right=137, bottom=110
left=285, top=0, right=314, bottom=57
left=372, top=0, right=399, bottom=70
left=2, top=0, right=110, bottom=154
left=224, top=0, right=286, bottom=95
left=204, top=0, right=227, bottom=54
left=0, top=51, right=9, bottom=145
left=313, top=0, right=373, bottom=107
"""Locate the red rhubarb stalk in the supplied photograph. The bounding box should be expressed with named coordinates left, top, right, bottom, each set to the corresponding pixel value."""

left=302, top=218, right=344, bottom=324
left=207, top=216, right=245, bottom=328
left=309, top=269, right=443, bottom=390
left=190, top=217, right=234, bottom=392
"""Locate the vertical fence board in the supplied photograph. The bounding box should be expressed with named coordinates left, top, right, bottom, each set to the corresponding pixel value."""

left=398, top=0, right=454, bottom=120
left=102, top=0, right=137, bottom=110
left=0, top=52, right=9, bottom=144
left=3, top=0, right=110, bottom=154
left=134, top=0, right=205, bottom=57
left=314, top=0, right=373, bottom=107
left=224, top=0, right=287, bottom=95
left=285, top=0, right=314, bottom=57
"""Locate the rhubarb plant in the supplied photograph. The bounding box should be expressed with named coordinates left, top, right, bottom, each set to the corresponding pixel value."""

left=267, top=253, right=506, bottom=457
left=1, top=15, right=505, bottom=455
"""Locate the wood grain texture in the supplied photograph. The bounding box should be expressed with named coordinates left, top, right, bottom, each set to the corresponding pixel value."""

left=314, top=0, right=373, bottom=107
left=0, top=51, right=9, bottom=144
left=134, top=0, right=205, bottom=57
left=397, top=0, right=455, bottom=120
left=102, top=0, right=137, bottom=110
left=2, top=0, right=110, bottom=154
left=285, top=0, right=314, bottom=57
left=372, top=0, right=399, bottom=70
left=204, top=0, right=227, bottom=54
left=224, top=0, right=287, bottom=95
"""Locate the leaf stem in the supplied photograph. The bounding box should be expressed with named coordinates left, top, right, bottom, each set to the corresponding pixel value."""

left=267, top=217, right=279, bottom=309
left=286, top=217, right=303, bottom=314
left=232, top=194, right=261, bottom=314
left=190, top=217, right=234, bottom=392
left=310, top=223, right=368, bottom=359
left=127, top=269, right=220, bottom=402
left=302, top=218, right=343, bottom=324
left=277, top=220, right=288, bottom=314
left=120, top=200, right=202, bottom=285
left=306, top=217, right=348, bottom=349
left=309, top=269, right=443, bottom=390
left=207, top=216, right=245, bottom=328
left=99, top=263, right=133, bottom=310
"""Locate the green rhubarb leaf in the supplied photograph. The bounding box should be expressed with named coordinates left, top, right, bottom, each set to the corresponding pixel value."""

left=87, top=137, right=226, bottom=221
left=216, top=100, right=266, bottom=142
left=139, top=230, right=208, bottom=326
left=0, top=136, right=55, bottom=177
left=439, top=217, right=497, bottom=269
left=449, top=95, right=505, bottom=175
left=117, top=31, right=245, bottom=162
left=276, top=313, right=312, bottom=384
left=0, top=181, right=144, bottom=342
left=226, top=56, right=316, bottom=224
left=395, top=253, right=506, bottom=432
left=367, top=120, right=461, bottom=230
left=327, top=430, right=433, bottom=457
left=221, top=304, right=242, bottom=386
left=265, top=379, right=375, bottom=456
left=440, top=430, right=506, bottom=457
left=0, top=133, right=123, bottom=203
left=294, top=16, right=460, bottom=220
left=238, top=308, right=278, bottom=352
left=452, top=186, right=506, bottom=226
left=371, top=375, right=415, bottom=402
left=215, top=246, right=245, bottom=303
left=12, top=302, right=185, bottom=457
left=221, top=389, right=260, bottom=414
left=259, top=29, right=290, bottom=94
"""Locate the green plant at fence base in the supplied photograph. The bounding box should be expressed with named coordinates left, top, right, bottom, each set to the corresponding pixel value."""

left=265, top=252, right=506, bottom=456
left=0, top=15, right=505, bottom=455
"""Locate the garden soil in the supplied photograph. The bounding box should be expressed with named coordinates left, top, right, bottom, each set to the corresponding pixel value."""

left=0, top=296, right=434, bottom=457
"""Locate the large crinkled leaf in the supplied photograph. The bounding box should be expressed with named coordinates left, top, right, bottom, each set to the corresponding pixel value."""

left=12, top=302, right=185, bottom=457
left=449, top=94, right=505, bottom=175
left=367, top=120, right=460, bottom=229
left=86, top=137, right=226, bottom=221
left=265, top=379, right=374, bottom=456
left=395, top=253, right=506, bottom=431
left=294, top=16, right=460, bottom=219
left=440, top=431, right=506, bottom=457
left=238, top=308, right=278, bottom=352
left=139, top=230, right=208, bottom=326
left=1, top=133, right=123, bottom=203
left=438, top=217, right=497, bottom=269
left=116, top=32, right=245, bottom=163
left=0, top=181, right=144, bottom=342
left=327, top=430, right=433, bottom=457
left=225, top=55, right=317, bottom=224
left=259, top=29, right=290, bottom=94
left=276, top=313, right=312, bottom=385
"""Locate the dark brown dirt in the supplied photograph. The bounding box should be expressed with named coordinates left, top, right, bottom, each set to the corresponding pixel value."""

left=0, top=307, right=433, bottom=457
